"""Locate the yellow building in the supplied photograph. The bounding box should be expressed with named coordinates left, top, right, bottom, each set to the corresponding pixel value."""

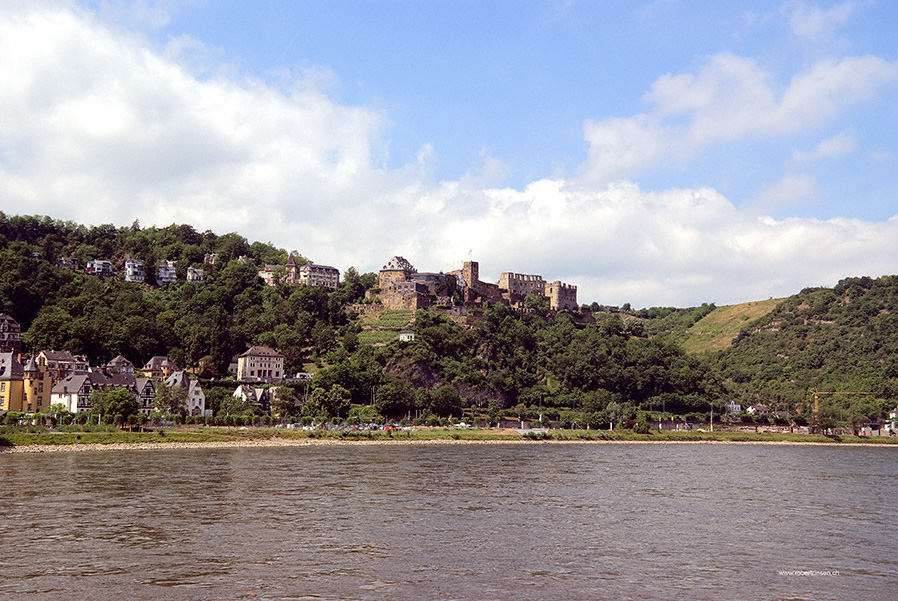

left=0, top=352, right=26, bottom=412
left=23, top=356, right=52, bottom=413
left=0, top=354, right=52, bottom=413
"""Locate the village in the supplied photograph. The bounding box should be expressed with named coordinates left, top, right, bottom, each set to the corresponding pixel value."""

left=0, top=253, right=585, bottom=423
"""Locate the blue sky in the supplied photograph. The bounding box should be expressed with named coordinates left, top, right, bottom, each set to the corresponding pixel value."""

left=2, top=1, right=898, bottom=306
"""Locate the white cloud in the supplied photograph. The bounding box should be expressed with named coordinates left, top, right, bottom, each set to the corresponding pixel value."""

left=582, top=53, right=898, bottom=182
left=787, top=1, right=862, bottom=39
left=2, top=3, right=898, bottom=310
left=746, top=173, right=817, bottom=214
left=792, top=130, right=857, bottom=162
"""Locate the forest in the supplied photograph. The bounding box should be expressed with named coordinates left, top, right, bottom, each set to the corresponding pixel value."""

left=1, top=212, right=896, bottom=428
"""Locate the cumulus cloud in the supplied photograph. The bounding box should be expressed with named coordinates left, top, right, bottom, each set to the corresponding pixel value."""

left=582, top=53, right=898, bottom=182
left=2, top=2, right=898, bottom=309
left=402, top=179, right=898, bottom=307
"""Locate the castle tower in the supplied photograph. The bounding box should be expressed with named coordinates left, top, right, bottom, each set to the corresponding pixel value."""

left=462, top=261, right=479, bottom=290
left=23, top=356, right=51, bottom=413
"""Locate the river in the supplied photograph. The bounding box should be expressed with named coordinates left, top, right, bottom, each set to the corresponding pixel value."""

left=1, top=442, right=896, bottom=600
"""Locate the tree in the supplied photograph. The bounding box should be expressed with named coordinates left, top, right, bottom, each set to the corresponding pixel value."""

left=154, top=384, right=188, bottom=416
left=219, top=394, right=255, bottom=416
left=429, top=384, right=462, bottom=417
left=270, top=386, right=297, bottom=417
left=45, top=402, right=73, bottom=426
left=374, top=378, right=414, bottom=417
left=523, top=293, right=550, bottom=315
left=89, top=388, right=139, bottom=424
left=302, top=384, right=351, bottom=420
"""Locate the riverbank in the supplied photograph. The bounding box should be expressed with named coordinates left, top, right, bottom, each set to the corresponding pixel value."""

left=2, top=426, right=897, bottom=453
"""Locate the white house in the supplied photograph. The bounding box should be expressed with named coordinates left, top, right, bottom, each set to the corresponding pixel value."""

left=298, top=264, right=340, bottom=288
left=237, top=346, right=285, bottom=382
left=85, top=260, right=114, bottom=276
left=50, top=374, right=93, bottom=413
left=187, top=267, right=204, bottom=283
left=723, top=400, right=742, bottom=414
left=163, top=371, right=207, bottom=416
left=124, top=259, right=145, bottom=283
left=156, top=260, right=178, bottom=285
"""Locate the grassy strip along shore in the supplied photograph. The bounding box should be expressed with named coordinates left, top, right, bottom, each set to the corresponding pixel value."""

left=2, top=426, right=898, bottom=450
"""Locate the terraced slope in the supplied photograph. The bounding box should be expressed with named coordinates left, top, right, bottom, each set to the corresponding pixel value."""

left=357, top=309, right=414, bottom=345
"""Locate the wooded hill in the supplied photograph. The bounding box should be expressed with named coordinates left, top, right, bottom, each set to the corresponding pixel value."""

left=1, top=213, right=895, bottom=425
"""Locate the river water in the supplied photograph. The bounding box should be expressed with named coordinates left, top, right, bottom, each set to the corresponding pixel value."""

left=1, top=442, right=896, bottom=600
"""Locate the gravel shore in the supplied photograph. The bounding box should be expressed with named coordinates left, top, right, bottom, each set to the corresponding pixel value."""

left=4, top=435, right=893, bottom=453
left=0, top=434, right=533, bottom=453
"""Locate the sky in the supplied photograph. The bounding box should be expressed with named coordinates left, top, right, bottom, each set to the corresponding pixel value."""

left=2, top=0, right=898, bottom=307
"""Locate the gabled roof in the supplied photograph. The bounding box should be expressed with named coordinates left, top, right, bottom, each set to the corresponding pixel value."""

left=164, top=370, right=190, bottom=389
left=143, top=356, right=179, bottom=371
left=239, top=346, right=283, bottom=359
left=382, top=256, right=416, bottom=272
left=39, top=350, right=79, bottom=362
left=51, top=374, right=90, bottom=394
left=0, top=353, right=23, bottom=380
left=0, top=313, right=21, bottom=326
left=234, top=384, right=260, bottom=402
left=107, top=355, right=134, bottom=367
left=89, top=372, right=137, bottom=390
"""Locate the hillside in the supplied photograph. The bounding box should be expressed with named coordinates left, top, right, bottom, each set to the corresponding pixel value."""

left=680, top=298, right=783, bottom=354
left=710, top=277, right=898, bottom=422
left=1, top=212, right=896, bottom=427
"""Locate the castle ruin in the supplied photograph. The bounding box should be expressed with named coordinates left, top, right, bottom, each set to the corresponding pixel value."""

left=374, top=256, right=578, bottom=312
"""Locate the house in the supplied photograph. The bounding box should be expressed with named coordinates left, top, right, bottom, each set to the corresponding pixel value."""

left=0, top=353, right=25, bottom=412
left=23, top=356, right=52, bottom=413
left=142, top=356, right=180, bottom=379
left=723, top=400, right=742, bottom=414
left=85, top=260, right=114, bottom=276
left=186, top=267, right=204, bottom=283
left=88, top=371, right=138, bottom=394
left=236, top=346, right=284, bottom=382
left=298, top=263, right=340, bottom=288
left=106, top=355, right=135, bottom=375
left=51, top=371, right=139, bottom=413
left=156, top=260, right=178, bottom=285
left=233, top=384, right=270, bottom=413
left=56, top=257, right=79, bottom=271
left=37, top=350, right=89, bottom=383
left=124, top=259, right=145, bottom=283
left=0, top=354, right=53, bottom=413
left=399, top=329, right=416, bottom=342
left=259, top=253, right=301, bottom=286
left=0, top=313, right=22, bottom=354
left=163, top=371, right=206, bottom=416
left=50, top=374, right=93, bottom=413
left=135, top=377, right=156, bottom=415
left=204, top=253, right=217, bottom=265
left=747, top=404, right=769, bottom=415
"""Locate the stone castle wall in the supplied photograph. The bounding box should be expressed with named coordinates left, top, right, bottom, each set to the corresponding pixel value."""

left=546, top=281, right=578, bottom=311
left=391, top=258, right=578, bottom=312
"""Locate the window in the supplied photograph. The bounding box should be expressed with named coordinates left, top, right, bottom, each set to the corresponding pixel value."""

left=0, top=382, right=4, bottom=391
